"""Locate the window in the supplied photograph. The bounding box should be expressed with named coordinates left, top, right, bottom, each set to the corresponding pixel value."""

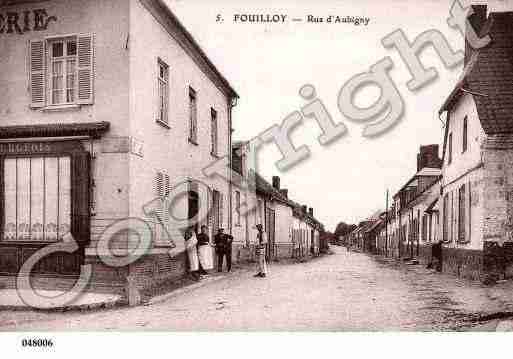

left=256, top=199, right=263, bottom=226
left=422, top=214, right=428, bottom=242
left=443, top=194, right=449, bottom=242
left=235, top=190, right=241, bottom=226
left=157, top=60, right=169, bottom=125
left=189, top=87, right=197, bottom=143
left=458, top=184, right=466, bottom=243
left=29, top=35, right=94, bottom=108
left=211, top=108, right=218, bottom=156
left=212, top=189, right=221, bottom=233
left=50, top=39, right=77, bottom=105
left=155, top=171, right=170, bottom=198
left=188, top=181, right=199, bottom=228
left=462, top=116, right=468, bottom=153
left=448, top=133, right=453, bottom=164
left=3, top=157, right=71, bottom=242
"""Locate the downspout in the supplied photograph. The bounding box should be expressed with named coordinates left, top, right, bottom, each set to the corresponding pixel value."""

left=228, top=97, right=238, bottom=235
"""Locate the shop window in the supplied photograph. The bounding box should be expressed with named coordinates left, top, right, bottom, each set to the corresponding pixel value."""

left=2, top=157, right=71, bottom=242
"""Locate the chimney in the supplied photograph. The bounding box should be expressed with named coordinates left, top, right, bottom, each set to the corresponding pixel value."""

left=272, top=176, right=280, bottom=190
left=309, top=208, right=314, bottom=216
left=417, top=144, right=442, bottom=171
left=302, top=205, right=307, bottom=214
left=464, top=5, right=487, bottom=65
left=279, top=189, right=288, bottom=198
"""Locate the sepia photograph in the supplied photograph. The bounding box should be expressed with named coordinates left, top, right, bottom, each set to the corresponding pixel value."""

left=1, top=0, right=513, bottom=356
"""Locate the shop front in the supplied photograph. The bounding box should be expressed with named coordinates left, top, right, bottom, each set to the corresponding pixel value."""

left=0, top=122, right=108, bottom=277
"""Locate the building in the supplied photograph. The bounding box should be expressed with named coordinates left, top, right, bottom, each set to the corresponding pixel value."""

left=437, top=6, right=513, bottom=281
left=230, top=142, right=324, bottom=262
left=0, top=0, right=238, bottom=292
left=373, top=145, right=442, bottom=260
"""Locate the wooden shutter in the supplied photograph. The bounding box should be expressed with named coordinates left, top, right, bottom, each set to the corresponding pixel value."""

left=219, top=192, right=224, bottom=229
left=77, top=34, right=94, bottom=105
left=72, top=152, right=91, bottom=246
left=29, top=40, right=46, bottom=108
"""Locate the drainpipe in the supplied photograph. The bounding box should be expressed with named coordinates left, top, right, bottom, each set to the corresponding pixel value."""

left=228, top=97, right=238, bottom=235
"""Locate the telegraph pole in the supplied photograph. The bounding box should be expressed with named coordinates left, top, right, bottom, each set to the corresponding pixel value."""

left=385, top=189, right=389, bottom=257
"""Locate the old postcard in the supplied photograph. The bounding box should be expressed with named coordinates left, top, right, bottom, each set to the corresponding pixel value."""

left=1, top=0, right=513, bottom=356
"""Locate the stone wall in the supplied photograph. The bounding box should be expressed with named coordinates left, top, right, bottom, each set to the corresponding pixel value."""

left=442, top=246, right=483, bottom=281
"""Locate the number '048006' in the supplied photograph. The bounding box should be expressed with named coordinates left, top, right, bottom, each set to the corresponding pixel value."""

left=22, top=338, right=54, bottom=348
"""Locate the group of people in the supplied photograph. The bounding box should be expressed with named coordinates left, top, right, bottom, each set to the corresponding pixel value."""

left=183, top=224, right=268, bottom=280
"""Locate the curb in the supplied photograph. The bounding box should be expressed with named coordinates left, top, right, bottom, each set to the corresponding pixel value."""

left=146, top=267, right=251, bottom=306
left=0, top=297, right=126, bottom=313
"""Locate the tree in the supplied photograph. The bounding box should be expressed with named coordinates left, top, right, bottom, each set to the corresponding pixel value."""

left=334, top=222, right=357, bottom=237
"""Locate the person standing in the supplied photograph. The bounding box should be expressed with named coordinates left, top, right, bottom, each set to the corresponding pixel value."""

left=214, top=228, right=233, bottom=272
left=254, top=224, right=268, bottom=278
left=184, top=228, right=200, bottom=281
left=196, top=225, right=213, bottom=275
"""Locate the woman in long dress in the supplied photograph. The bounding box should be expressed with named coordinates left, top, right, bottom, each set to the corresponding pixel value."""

left=184, top=229, right=200, bottom=280
left=196, top=225, right=214, bottom=273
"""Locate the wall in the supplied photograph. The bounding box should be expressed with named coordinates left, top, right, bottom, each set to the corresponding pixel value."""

left=0, top=0, right=133, bottom=270
left=128, top=0, right=232, bottom=254
left=0, top=0, right=130, bottom=133
left=440, top=93, right=485, bottom=252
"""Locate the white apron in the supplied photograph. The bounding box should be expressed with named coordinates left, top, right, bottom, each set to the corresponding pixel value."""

left=185, top=235, right=199, bottom=272
left=198, top=244, right=214, bottom=270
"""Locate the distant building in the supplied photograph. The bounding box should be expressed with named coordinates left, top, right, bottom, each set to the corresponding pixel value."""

left=231, top=142, right=324, bottom=262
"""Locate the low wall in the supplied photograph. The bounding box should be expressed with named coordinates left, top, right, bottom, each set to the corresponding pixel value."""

left=442, top=247, right=483, bottom=281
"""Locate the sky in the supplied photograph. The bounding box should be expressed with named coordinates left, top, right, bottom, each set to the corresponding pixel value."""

left=166, top=0, right=513, bottom=231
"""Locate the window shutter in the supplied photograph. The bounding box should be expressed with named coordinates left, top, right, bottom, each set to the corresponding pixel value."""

left=155, top=172, right=164, bottom=197
left=219, top=192, right=224, bottom=229
left=29, top=40, right=46, bottom=108
left=77, top=34, right=94, bottom=105
left=72, top=152, right=91, bottom=246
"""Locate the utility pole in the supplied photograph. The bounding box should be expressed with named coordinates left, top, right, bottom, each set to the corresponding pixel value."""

left=385, top=189, right=389, bottom=258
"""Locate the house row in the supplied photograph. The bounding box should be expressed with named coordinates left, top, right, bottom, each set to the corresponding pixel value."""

left=231, top=141, right=325, bottom=264
left=348, top=6, right=513, bottom=283
left=0, top=0, right=324, bottom=294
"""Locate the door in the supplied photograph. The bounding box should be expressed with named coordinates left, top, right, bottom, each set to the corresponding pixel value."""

left=265, top=208, right=275, bottom=261
left=0, top=155, right=85, bottom=276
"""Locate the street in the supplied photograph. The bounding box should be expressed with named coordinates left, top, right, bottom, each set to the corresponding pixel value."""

left=0, top=246, right=508, bottom=331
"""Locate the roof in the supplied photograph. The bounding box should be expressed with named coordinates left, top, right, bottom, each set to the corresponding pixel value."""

left=365, top=219, right=384, bottom=233
left=416, top=167, right=441, bottom=177
left=425, top=197, right=439, bottom=213
left=405, top=179, right=440, bottom=210
left=253, top=172, right=324, bottom=230
left=0, top=122, right=110, bottom=139
left=440, top=12, right=513, bottom=135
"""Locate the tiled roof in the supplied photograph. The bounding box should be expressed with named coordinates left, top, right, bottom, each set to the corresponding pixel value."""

left=440, top=12, right=513, bottom=134
left=416, top=167, right=441, bottom=177
left=254, top=172, right=324, bottom=230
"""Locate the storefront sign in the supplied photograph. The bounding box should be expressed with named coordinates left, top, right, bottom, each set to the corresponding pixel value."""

left=0, top=9, right=57, bottom=35
left=0, top=142, right=52, bottom=155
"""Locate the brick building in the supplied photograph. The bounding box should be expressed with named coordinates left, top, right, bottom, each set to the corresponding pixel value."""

left=0, top=0, right=238, bottom=292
